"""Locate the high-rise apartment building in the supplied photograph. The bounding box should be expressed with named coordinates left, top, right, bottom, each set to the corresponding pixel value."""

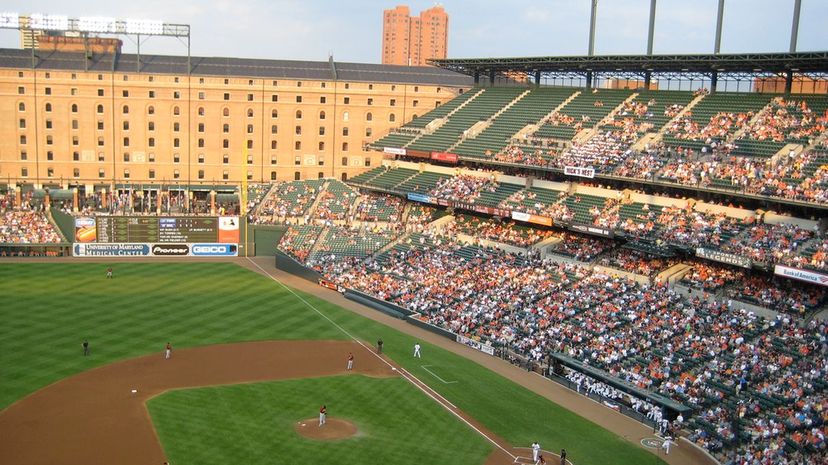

left=382, top=5, right=448, bottom=67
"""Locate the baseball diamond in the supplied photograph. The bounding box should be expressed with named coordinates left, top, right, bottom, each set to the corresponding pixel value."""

left=0, top=261, right=692, bottom=465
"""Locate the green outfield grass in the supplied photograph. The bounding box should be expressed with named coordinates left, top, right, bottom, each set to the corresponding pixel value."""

left=0, top=262, right=666, bottom=465
left=148, top=375, right=492, bottom=465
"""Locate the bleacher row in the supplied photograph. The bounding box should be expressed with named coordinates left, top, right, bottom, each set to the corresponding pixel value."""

left=346, top=166, right=825, bottom=272
left=370, top=86, right=828, bottom=205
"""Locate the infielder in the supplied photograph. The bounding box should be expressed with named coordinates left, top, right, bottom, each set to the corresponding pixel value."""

left=531, top=441, right=541, bottom=462
left=319, top=405, right=327, bottom=426
left=165, top=342, right=172, bottom=359
left=413, top=342, right=421, bottom=358
left=347, top=352, right=354, bottom=371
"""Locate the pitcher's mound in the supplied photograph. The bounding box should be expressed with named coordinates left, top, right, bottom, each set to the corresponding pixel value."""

left=294, top=418, right=358, bottom=440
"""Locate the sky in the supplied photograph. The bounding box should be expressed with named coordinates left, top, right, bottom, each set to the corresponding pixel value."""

left=1, top=0, right=826, bottom=62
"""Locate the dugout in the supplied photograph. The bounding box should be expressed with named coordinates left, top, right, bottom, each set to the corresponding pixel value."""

left=551, top=353, right=692, bottom=420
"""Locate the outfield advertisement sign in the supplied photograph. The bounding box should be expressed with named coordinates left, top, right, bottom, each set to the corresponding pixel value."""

left=73, top=242, right=237, bottom=257
left=74, top=217, right=98, bottom=243
left=456, top=334, right=495, bottom=356
left=73, top=243, right=151, bottom=257
left=696, top=248, right=752, bottom=269
left=774, top=265, right=828, bottom=287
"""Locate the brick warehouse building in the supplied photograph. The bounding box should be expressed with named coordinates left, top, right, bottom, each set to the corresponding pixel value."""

left=0, top=47, right=470, bottom=190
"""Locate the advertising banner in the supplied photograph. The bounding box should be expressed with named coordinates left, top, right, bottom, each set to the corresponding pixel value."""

left=511, top=211, right=553, bottom=226
left=696, top=248, right=752, bottom=269
left=431, top=151, right=459, bottom=164
left=318, top=279, right=339, bottom=291
left=74, top=217, right=97, bottom=243
left=190, top=243, right=238, bottom=256
left=218, top=216, right=240, bottom=243
left=73, top=243, right=150, bottom=257
left=406, top=192, right=433, bottom=204
left=570, top=224, right=614, bottom=238
left=564, top=166, right=596, bottom=178
left=405, top=149, right=431, bottom=159
left=73, top=242, right=238, bottom=257
left=383, top=147, right=407, bottom=156
left=456, top=334, right=495, bottom=356
left=774, top=265, right=828, bottom=287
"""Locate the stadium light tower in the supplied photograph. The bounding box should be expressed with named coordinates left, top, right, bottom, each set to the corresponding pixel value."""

left=790, top=0, right=802, bottom=53
left=714, top=0, right=725, bottom=54
left=647, top=0, right=656, bottom=55
left=0, top=13, right=191, bottom=73
left=588, top=0, right=598, bottom=56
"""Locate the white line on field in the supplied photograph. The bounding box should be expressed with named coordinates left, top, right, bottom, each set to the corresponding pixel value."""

left=421, top=365, right=458, bottom=384
left=246, top=258, right=515, bottom=460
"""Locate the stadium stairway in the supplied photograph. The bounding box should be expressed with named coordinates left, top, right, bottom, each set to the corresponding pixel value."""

left=443, top=88, right=531, bottom=154
left=727, top=102, right=773, bottom=142
left=655, top=92, right=708, bottom=136
left=304, top=181, right=332, bottom=219
left=401, top=88, right=486, bottom=149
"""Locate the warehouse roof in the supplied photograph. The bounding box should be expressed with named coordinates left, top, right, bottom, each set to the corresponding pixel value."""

left=0, top=48, right=473, bottom=86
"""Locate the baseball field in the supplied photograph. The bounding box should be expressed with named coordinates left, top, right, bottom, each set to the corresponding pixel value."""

left=0, top=261, right=669, bottom=465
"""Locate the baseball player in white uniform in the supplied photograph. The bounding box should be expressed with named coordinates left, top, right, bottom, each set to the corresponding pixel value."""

left=531, top=441, right=541, bottom=462
left=413, top=342, right=421, bottom=358
left=319, top=405, right=327, bottom=426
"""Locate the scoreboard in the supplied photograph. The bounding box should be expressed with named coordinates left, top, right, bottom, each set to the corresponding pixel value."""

left=73, top=216, right=240, bottom=257
left=94, top=217, right=221, bottom=243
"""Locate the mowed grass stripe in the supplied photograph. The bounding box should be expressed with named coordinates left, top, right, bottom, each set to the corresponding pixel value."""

left=148, top=376, right=493, bottom=465
left=0, top=262, right=345, bottom=408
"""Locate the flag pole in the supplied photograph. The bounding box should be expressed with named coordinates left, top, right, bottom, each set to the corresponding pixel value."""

left=241, top=145, right=249, bottom=257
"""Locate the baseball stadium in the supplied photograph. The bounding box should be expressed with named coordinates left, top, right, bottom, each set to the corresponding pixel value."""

left=1, top=2, right=827, bottom=465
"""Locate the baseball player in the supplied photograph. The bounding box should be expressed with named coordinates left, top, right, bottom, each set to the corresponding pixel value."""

left=413, top=342, right=421, bottom=358
left=346, top=353, right=354, bottom=371
left=319, top=405, right=327, bottom=426
left=535, top=454, right=546, bottom=465
left=82, top=339, right=89, bottom=356
left=560, top=449, right=567, bottom=465
left=531, top=441, right=541, bottom=463
left=106, top=267, right=113, bottom=279
left=165, top=342, right=172, bottom=359
left=662, top=436, right=672, bottom=455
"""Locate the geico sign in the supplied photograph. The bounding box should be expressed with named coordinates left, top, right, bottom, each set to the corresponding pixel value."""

left=192, top=245, right=233, bottom=255
left=151, top=244, right=190, bottom=256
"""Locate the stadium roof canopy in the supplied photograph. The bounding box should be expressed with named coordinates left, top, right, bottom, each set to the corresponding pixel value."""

left=0, top=48, right=473, bottom=87
left=430, top=51, right=828, bottom=78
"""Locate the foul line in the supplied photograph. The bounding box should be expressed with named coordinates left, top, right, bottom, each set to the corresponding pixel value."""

left=246, top=258, right=516, bottom=460
left=421, top=365, right=458, bottom=384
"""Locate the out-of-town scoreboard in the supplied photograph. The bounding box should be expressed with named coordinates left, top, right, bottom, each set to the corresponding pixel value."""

left=72, top=216, right=240, bottom=257
left=92, top=217, right=221, bottom=243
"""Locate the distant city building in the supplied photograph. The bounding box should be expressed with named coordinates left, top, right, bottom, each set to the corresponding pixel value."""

left=382, top=5, right=448, bottom=67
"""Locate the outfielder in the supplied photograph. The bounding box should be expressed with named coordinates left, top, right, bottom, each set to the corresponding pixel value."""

left=413, top=342, right=421, bottom=358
